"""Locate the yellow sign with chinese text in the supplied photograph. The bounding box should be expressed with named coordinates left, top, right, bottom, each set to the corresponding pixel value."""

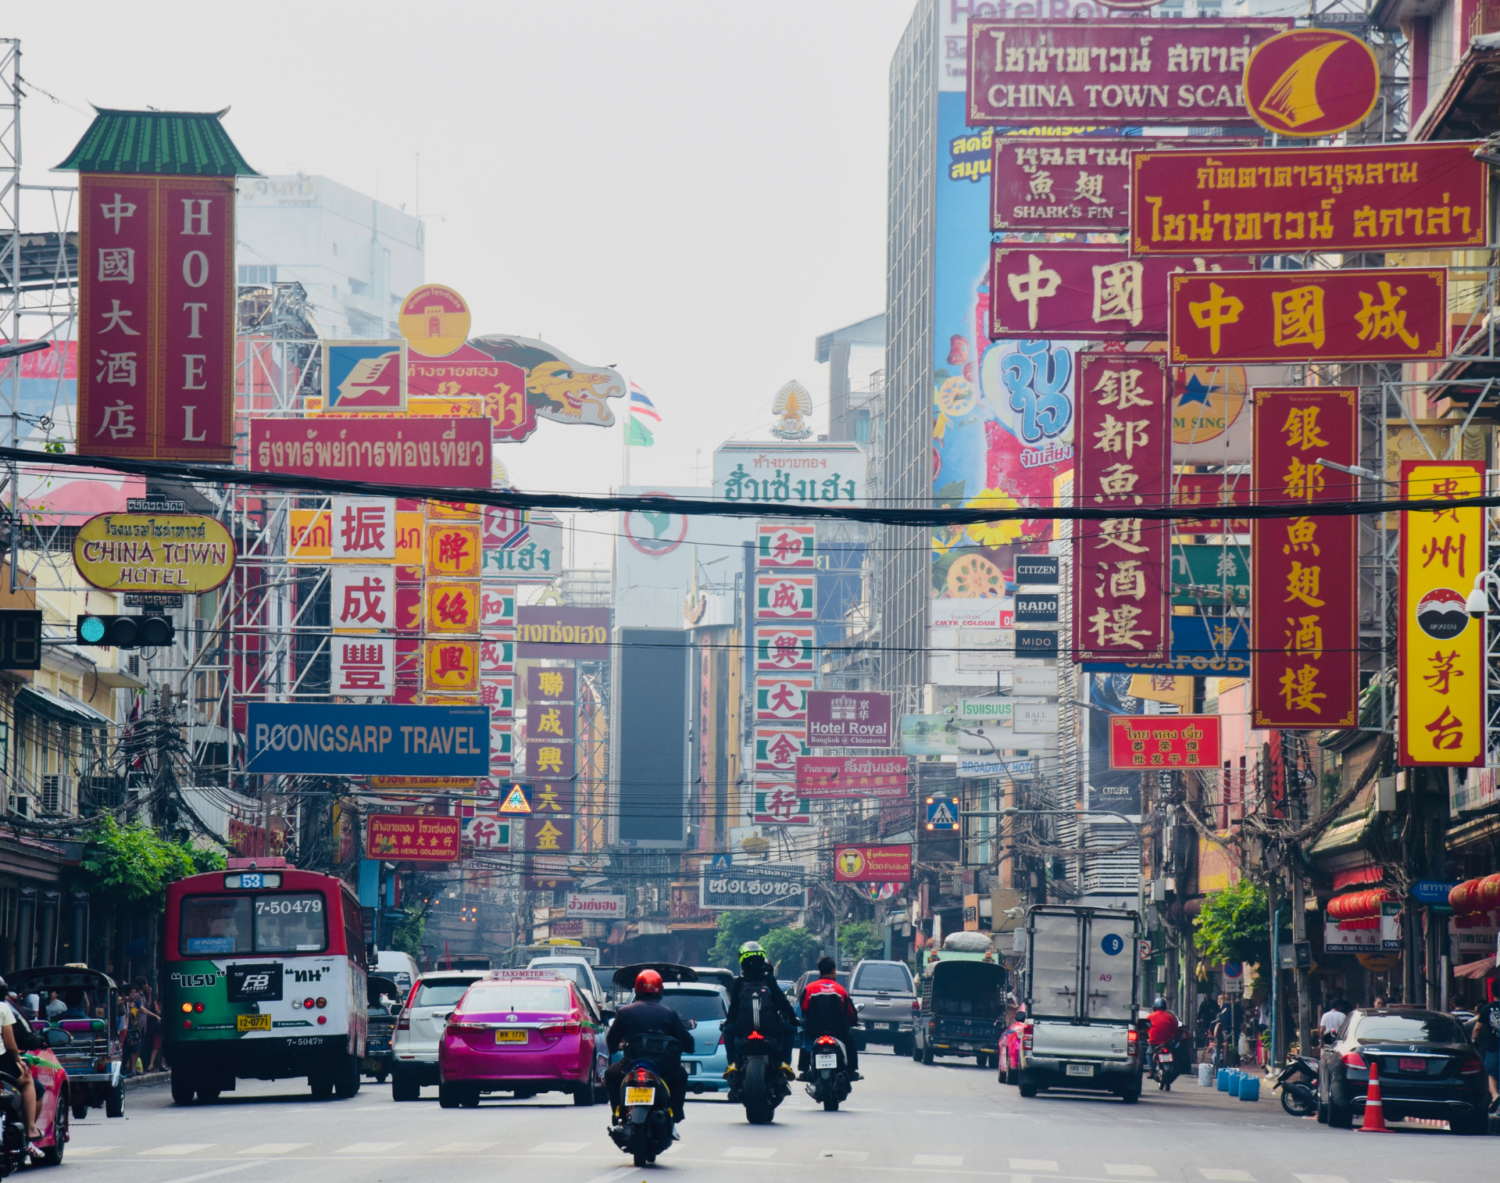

left=1399, top=460, right=1485, bottom=767
left=290, top=510, right=423, bottom=564
left=425, top=581, right=481, bottom=634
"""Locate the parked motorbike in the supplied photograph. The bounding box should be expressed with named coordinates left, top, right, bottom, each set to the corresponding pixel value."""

left=805, top=1033, right=854, bottom=1112
left=739, top=1029, right=791, bottom=1125
left=606, top=1036, right=678, bottom=1168
left=1273, top=1054, right=1319, bottom=1118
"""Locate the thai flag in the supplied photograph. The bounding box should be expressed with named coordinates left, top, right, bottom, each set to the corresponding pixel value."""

left=630, top=382, right=661, bottom=422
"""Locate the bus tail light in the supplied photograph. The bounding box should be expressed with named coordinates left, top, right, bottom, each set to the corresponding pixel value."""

left=316, top=997, right=327, bottom=1009
left=317, top=1015, right=326, bottom=1025
left=182, top=1019, right=192, bottom=1030
left=180, top=1003, right=192, bottom=1014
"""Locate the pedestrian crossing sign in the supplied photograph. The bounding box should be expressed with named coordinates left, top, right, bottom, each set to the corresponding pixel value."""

left=709, top=852, right=732, bottom=871
left=925, top=795, right=960, bottom=831
left=498, top=783, right=533, bottom=814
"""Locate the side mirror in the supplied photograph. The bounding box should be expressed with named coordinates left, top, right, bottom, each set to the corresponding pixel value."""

left=600, top=1007, right=617, bottom=1022
left=45, top=1028, right=71, bottom=1048
left=686, top=1019, right=698, bottom=1030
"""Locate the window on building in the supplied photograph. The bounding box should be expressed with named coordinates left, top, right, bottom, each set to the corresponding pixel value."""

left=237, top=265, right=278, bottom=286
left=348, top=278, right=369, bottom=297
left=332, top=242, right=339, bottom=257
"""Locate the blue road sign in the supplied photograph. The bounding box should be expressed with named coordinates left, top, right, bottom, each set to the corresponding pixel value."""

left=709, top=852, right=732, bottom=871
left=1411, top=879, right=1460, bottom=904
left=246, top=703, right=488, bottom=775
left=925, top=795, right=960, bottom=831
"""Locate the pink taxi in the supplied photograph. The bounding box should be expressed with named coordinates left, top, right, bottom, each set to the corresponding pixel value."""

left=437, top=969, right=606, bottom=1107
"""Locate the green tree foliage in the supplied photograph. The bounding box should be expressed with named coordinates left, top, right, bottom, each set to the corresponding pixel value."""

left=838, top=921, right=883, bottom=964
left=707, top=911, right=780, bottom=968
left=1193, top=877, right=1270, bottom=970
left=761, top=926, right=819, bottom=977
left=74, top=816, right=224, bottom=908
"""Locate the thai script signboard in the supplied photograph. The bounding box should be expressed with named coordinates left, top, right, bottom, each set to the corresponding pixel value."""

left=714, top=441, right=866, bottom=506
left=1107, top=715, right=1222, bottom=770
left=834, top=844, right=913, bottom=884
left=515, top=607, right=611, bottom=660
left=795, top=755, right=908, bottom=799
left=699, top=864, right=806, bottom=911
left=367, top=814, right=460, bottom=862
left=73, top=512, right=234, bottom=593
left=250, top=417, right=492, bottom=487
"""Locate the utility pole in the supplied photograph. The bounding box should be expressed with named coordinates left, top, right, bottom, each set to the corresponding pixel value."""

left=1290, top=861, right=1312, bottom=1057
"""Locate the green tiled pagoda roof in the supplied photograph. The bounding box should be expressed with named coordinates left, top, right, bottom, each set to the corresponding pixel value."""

left=56, top=108, right=258, bottom=176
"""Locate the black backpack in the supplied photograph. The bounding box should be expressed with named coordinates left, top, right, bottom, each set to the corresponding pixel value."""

left=734, top=977, right=786, bottom=1036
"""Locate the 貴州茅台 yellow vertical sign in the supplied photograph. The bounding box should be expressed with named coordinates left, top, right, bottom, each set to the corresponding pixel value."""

left=1399, top=460, right=1485, bottom=766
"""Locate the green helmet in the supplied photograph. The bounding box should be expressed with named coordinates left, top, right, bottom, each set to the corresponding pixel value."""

left=739, top=941, right=767, bottom=964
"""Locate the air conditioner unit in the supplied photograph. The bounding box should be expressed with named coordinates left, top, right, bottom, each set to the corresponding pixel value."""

left=40, top=776, right=74, bottom=815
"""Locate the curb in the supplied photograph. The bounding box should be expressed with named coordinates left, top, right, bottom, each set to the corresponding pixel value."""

left=125, top=1072, right=170, bottom=1090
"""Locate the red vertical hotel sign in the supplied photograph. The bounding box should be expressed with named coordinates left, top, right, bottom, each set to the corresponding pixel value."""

left=1251, top=388, right=1359, bottom=729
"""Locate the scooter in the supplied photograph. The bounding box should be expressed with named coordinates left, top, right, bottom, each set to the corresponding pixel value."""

left=738, top=1029, right=791, bottom=1125
left=1151, top=1043, right=1177, bottom=1090
left=606, top=1036, right=678, bottom=1168
left=1273, top=1054, right=1319, bottom=1118
left=804, top=1034, right=853, bottom=1112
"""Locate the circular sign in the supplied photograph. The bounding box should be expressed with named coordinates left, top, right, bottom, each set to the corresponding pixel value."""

left=1171, top=363, right=1247, bottom=445
left=1243, top=29, right=1380, bottom=138
left=72, top=512, right=236, bottom=594
left=398, top=284, right=472, bottom=357
left=1416, top=587, right=1470, bottom=640
left=836, top=848, right=866, bottom=879
left=1100, top=933, right=1125, bottom=957
left=624, top=494, right=688, bottom=556
left=1222, top=960, right=1243, bottom=979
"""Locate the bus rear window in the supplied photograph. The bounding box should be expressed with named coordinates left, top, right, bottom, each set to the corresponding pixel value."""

left=179, top=893, right=327, bottom=956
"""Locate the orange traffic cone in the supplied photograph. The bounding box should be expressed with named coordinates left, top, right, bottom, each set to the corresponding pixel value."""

left=1359, top=1060, right=1387, bottom=1132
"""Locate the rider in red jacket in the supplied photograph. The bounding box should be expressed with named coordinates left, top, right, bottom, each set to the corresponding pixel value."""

left=1147, top=997, right=1181, bottom=1047
left=798, top=957, right=861, bottom=1080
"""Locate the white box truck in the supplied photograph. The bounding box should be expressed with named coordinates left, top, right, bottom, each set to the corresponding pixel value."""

left=1017, top=905, right=1145, bottom=1102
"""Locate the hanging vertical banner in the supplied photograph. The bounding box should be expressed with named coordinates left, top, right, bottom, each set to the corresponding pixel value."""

left=1072, top=352, right=1171, bottom=662
left=1399, top=460, right=1486, bottom=767
left=1251, top=388, right=1359, bottom=729
left=756, top=523, right=815, bottom=569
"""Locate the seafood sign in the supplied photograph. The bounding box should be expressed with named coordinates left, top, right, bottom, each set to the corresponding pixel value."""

left=713, top=441, right=867, bottom=506
left=249, top=417, right=492, bottom=488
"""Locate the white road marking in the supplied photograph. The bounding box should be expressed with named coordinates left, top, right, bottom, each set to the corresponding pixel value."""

left=917, top=1110, right=953, bottom=1115
left=62, top=1147, right=112, bottom=1157
left=1012, top=1161, right=1060, bottom=1173
left=820, top=1151, right=869, bottom=1162
left=1200, top=1172, right=1255, bottom=1182
left=139, top=1145, right=216, bottom=1156
left=238, top=1144, right=307, bottom=1156
left=1105, top=1168, right=1157, bottom=1178
left=432, top=1142, right=499, bottom=1153
left=150, top=1165, right=263, bottom=1183
left=581, top=1171, right=634, bottom=1183
left=1294, top=1176, right=1349, bottom=1183
left=334, top=1142, right=403, bottom=1154
left=723, top=1146, right=778, bottom=1159
left=914, top=1155, right=964, bottom=1167
left=529, top=1142, right=591, bottom=1153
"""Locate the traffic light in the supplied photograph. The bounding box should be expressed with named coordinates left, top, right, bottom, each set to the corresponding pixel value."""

left=75, top=614, right=175, bottom=649
left=0, top=610, right=42, bottom=670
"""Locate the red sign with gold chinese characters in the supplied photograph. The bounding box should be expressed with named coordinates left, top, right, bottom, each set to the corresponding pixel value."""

left=366, top=813, right=460, bottom=862
left=1130, top=143, right=1487, bottom=256
left=1250, top=388, right=1359, bottom=729
left=1108, top=715, right=1222, bottom=770
left=1169, top=268, right=1447, bottom=364
left=1399, top=461, right=1486, bottom=767
left=1073, top=352, right=1171, bottom=663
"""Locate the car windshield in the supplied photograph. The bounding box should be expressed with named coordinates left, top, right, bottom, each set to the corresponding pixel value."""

left=1354, top=1014, right=1466, bottom=1044
left=852, top=964, right=912, bottom=993
left=413, top=981, right=475, bottom=1008
left=461, top=984, right=574, bottom=1013
left=180, top=893, right=327, bottom=955
left=531, top=963, right=592, bottom=992
left=662, top=991, right=727, bottom=1021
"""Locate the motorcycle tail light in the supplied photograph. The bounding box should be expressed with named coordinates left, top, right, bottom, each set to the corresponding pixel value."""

left=747, top=1031, right=765, bottom=1042
left=1342, top=1052, right=1367, bottom=1069
left=815, top=1035, right=837, bottom=1046
left=1459, top=1055, right=1484, bottom=1075
left=630, top=1068, right=652, bottom=1084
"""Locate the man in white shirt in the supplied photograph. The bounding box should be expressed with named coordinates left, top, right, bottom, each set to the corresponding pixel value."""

left=44, top=993, right=65, bottom=1022
left=0, top=983, right=40, bottom=1141
left=1318, top=999, right=1348, bottom=1037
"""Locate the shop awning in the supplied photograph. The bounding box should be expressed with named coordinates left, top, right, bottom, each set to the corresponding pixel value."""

left=16, top=686, right=112, bottom=727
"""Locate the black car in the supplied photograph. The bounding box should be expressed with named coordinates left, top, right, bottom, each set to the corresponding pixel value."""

left=1317, top=1007, right=1489, bottom=1134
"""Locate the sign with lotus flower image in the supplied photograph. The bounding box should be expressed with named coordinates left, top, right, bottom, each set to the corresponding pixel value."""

left=931, top=338, right=1079, bottom=599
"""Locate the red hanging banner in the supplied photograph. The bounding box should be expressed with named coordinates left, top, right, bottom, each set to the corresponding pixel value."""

left=1250, top=387, right=1360, bottom=729
left=1072, top=352, right=1171, bottom=663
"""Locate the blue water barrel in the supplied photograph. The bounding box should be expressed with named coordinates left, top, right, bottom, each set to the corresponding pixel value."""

left=1239, top=1076, right=1260, bottom=1102
left=1216, top=1067, right=1230, bottom=1091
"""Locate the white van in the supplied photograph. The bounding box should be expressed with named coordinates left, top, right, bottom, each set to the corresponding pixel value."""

left=373, top=950, right=422, bottom=997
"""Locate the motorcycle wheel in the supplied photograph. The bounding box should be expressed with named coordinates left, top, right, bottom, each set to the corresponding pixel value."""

left=1281, top=1082, right=1317, bottom=1118
left=743, top=1059, right=773, bottom=1125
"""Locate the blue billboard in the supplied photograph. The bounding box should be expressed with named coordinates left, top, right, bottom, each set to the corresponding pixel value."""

left=1080, top=617, right=1249, bottom=679
left=245, top=703, right=488, bottom=775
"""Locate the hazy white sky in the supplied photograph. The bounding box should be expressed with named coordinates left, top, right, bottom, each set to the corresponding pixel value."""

left=12, top=1, right=917, bottom=564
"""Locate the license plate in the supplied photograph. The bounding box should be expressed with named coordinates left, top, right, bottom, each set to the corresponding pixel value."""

left=236, top=1014, right=271, bottom=1032
left=1398, top=1057, right=1426, bottom=1071
left=815, top=1054, right=837, bottom=1069
left=495, top=1029, right=527, bottom=1044
left=874, top=1023, right=890, bottom=1030
left=1065, top=1063, right=1095, bottom=1077
left=625, top=1087, right=655, bottom=1106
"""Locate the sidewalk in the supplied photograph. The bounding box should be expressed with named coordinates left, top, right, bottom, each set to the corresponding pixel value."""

left=124, top=1071, right=169, bottom=1090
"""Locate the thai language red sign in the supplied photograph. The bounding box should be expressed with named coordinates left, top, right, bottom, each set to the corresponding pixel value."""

left=407, top=345, right=535, bottom=441
left=992, top=137, right=1258, bottom=233
left=990, top=246, right=1251, bottom=340
left=806, top=691, right=892, bottom=749
left=1173, top=472, right=1250, bottom=534
left=78, top=175, right=236, bottom=461
left=795, top=755, right=908, bottom=799
left=966, top=20, right=1292, bottom=126
left=1251, top=388, right=1359, bottom=730
left=1131, top=143, right=1486, bottom=255
left=1169, top=268, right=1447, bottom=364
left=1108, top=715, right=1221, bottom=769
left=366, top=813, right=460, bottom=862
left=834, top=844, right=913, bottom=884
left=250, top=417, right=492, bottom=487
left=1073, top=352, right=1171, bottom=662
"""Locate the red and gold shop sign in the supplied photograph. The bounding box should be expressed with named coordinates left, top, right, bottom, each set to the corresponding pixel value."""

left=1172, top=472, right=1250, bottom=534
left=1072, top=352, right=1171, bottom=662
left=1250, top=388, right=1359, bottom=729
left=366, top=813, right=460, bottom=862
left=289, top=510, right=422, bottom=564
left=1107, top=715, right=1222, bottom=769
left=1131, top=143, right=1486, bottom=256
left=1243, top=28, right=1380, bottom=139
left=425, top=581, right=480, bottom=634
left=1169, top=268, right=1447, bottom=365
left=424, top=638, right=479, bottom=694
left=425, top=521, right=482, bottom=578
left=1399, top=461, right=1485, bottom=767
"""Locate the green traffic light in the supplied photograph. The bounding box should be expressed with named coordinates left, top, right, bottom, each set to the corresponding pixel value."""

left=80, top=616, right=106, bottom=644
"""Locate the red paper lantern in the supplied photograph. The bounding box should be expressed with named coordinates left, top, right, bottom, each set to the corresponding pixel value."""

left=1478, top=873, right=1500, bottom=910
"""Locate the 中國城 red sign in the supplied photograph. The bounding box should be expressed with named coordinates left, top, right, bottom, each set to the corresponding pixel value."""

left=990, top=245, right=1253, bottom=340
left=250, top=417, right=492, bottom=487
left=1169, top=269, right=1447, bottom=365
left=1107, top=715, right=1222, bottom=770
left=795, top=755, right=908, bottom=799
left=1131, top=143, right=1487, bottom=256
left=1243, top=28, right=1380, bottom=138
left=1251, top=388, right=1359, bottom=730
left=834, top=844, right=913, bottom=884
left=366, top=813, right=460, bottom=862
left=992, top=137, right=1259, bottom=234
left=966, top=20, right=1292, bottom=126
left=79, top=175, right=236, bottom=461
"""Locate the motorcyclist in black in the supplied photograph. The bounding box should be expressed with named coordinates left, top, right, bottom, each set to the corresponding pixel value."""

left=604, top=969, right=693, bottom=1121
left=723, top=941, right=798, bottom=1097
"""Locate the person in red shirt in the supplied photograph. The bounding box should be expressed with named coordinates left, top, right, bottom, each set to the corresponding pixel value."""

left=798, top=957, right=861, bottom=1081
left=1147, top=997, right=1181, bottom=1048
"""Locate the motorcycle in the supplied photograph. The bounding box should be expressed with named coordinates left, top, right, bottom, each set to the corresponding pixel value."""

left=739, top=1029, right=791, bottom=1125
left=1273, top=1054, right=1319, bottom=1118
left=1150, top=1043, right=1177, bottom=1090
left=805, top=1033, right=853, bottom=1112
left=606, top=1036, right=678, bottom=1168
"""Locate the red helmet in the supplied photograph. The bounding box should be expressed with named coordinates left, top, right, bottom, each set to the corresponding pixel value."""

left=634, top=969, right=664, bottom=1000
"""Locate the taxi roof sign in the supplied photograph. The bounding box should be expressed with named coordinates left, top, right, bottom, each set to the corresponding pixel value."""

left=499, top=783, right=533, bottom=814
